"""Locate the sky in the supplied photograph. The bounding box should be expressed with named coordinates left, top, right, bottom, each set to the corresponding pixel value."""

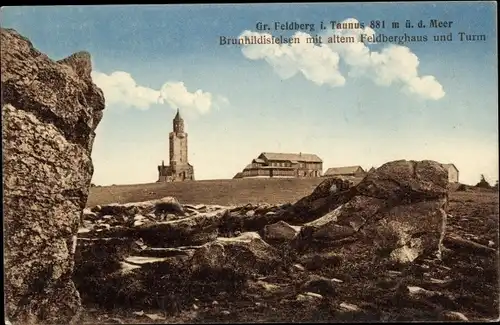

left=1, top=3, right=498, bottom=186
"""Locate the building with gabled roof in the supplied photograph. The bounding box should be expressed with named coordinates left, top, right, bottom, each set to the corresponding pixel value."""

left=323, top=165, right=366, bottom=178
left=234, top=152, right=323, bottom=179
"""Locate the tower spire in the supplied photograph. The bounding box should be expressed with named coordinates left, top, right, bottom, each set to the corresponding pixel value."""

left=173, top=108, right=184, bottom=133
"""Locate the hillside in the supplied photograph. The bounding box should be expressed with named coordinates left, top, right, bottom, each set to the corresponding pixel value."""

left=87, top=178, right=336, bottom=207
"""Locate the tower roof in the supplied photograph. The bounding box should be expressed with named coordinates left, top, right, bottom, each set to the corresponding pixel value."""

left=174, top=108, right=182, bottom=121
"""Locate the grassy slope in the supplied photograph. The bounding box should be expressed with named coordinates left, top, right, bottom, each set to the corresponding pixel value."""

left=87, top=178, right=330, bottom=207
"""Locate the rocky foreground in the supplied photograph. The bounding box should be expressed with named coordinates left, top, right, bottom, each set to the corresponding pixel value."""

left=75, top=160, right=499, bottom=323
left=2, top=27, right=105, bottom=325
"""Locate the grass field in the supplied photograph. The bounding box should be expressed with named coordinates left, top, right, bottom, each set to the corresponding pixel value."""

left=86, top=178, right=330, bottom=207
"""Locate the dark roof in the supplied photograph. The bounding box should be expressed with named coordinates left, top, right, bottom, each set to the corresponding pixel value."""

left=259, top=152, right=322, bottom=163
left=174, top=108, right=182, bottom=120
left=324, top=166, right=365, bottom=176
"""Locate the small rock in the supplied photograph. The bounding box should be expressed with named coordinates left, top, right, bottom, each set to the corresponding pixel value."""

left=212, top=300, right=219, bottom=305
left=95, top=223, right=111, bottom=231
left=302, top=274, right=336, bottom=296
left=407, top=286, right=440, bottom=298
left=430, top=278, right=449, bottom=284
left=296, top=294, right=314, bottom=302
left=91, top=205, right=102, bottom=213
left=134, top=214, right=146, bottom=221
left=488, top=240, right=495, bottom=247
left=340, top=302, right=360, bottom=312
left=246, top=210, right=255, bottom=217
left=221, top=310, right=231, bottom=315
left=293, top=264, right=305, bottom=271
left=192, top=304, right=199, bottom=310
left=304, top=292, right=323, bottom=299
left=107, top=318, right=124, bottom=324
left=133, top=220, right=144, bottom=227
left=257, top=280, right=280, bottom=292
left=145, top=313, right=166, bottom=320
left=442, top=311, right=468, bottom=321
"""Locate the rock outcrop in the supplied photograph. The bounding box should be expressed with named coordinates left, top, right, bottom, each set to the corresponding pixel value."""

left=293, top=160, right=449, bottom=264
left=74, top=162, right=499, bottom=322
left=2, top=28, right=105, bottom=325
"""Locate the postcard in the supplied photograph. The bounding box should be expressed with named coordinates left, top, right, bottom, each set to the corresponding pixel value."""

left=1, top=2, right=498, bottom=324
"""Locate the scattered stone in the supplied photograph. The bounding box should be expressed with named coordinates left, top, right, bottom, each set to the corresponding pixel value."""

left=304, top=292, right=323, bottom=299
left=296, top=293, right=319, bottom=302
left=263, top=220, right=301, bottom=242
left=136, top=213, right=223, bottom=247
left=442, top=311, right=468, bottom=321
left=298, top=252, right=343, bottom=271
left=340, top=302, right=360, bottom=312
left=301, top=274, right=337, bottom=296
left=145, top=313, right=166, bottom=320
left=190, top=232, right=280, bottom=276
left=407, top=286, right=440, bottom=298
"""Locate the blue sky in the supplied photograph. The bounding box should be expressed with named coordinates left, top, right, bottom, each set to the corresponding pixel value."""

left=2, top=3, right=498, bottom=186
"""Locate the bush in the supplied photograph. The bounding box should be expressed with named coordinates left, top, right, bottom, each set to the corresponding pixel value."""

left=475, top=174, right=491, bottom=189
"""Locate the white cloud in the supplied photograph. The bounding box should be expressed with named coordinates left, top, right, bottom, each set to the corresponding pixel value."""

left=91, top=71, right=229, bottom=114
left=241, top=31, right=345, bottom=87
left=239, top=18, right=445, bottom=100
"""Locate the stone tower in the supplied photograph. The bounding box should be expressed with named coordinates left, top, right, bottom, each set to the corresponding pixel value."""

left=170, top=108, right=188, bottom=166
left=157, top=109, right=195, bottom=182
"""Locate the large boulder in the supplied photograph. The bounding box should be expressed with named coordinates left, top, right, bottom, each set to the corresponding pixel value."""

left=2, top=28, right=105, bottom=324
left=294, top=160, right=449, bottom=264
left=286, top=177, right=356, bottom=224
left=135, top=212, right=224, bottom=247
left=97, top=197, right=185, bottom=218
left=190, top=232, right=282, bottom=276
left=262, top=220, right=301, bottom=243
